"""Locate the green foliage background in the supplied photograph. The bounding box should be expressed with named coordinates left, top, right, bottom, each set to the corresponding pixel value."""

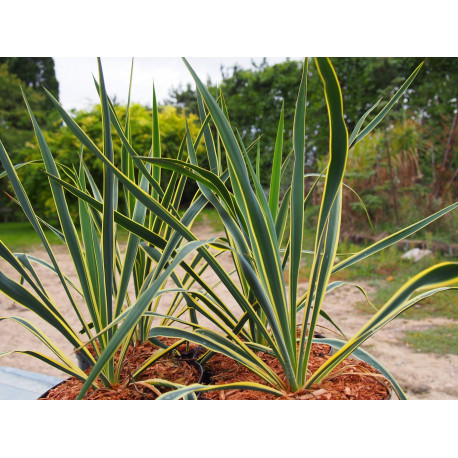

left=13, top=103, right=203, bottom=218
left=1, top=57, right=456, bottom=239
left=169, top=57, right=457, bottom=239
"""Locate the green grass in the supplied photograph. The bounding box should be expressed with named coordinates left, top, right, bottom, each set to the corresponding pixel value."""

left=333, top=243, right=407, bottom=281
left=326, top=233, right=457, bottom=320
left=192, top=207, right=225, bottom=233
left=350, top=250, right=458, bottom=320
left=355, top=287, right=458, bottom=320
left=0, top=208, right=225, bottom=253
left=0, top=220, right=132, bottom=250
left=0, top=221, right=63, bottom=251
left=403, top=325, right=458, bottom=355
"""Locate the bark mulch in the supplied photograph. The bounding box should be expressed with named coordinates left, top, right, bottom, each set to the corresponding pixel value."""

left=41, top=339, right=390, bottom=400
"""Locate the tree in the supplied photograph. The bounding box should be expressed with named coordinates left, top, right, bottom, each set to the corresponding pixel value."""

left=0, top=64, right=54, bottom=218
left=0, top=63, right=51, bottom=152
left=168, top=57, right=456, bottom=184
left=0, top=57, right=59, bottom=98
left=0, top=59, right=61, bottom=217
left=167, top=83, right=200, bottom=116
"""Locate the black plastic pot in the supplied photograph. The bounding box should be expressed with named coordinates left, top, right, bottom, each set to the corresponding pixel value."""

left=176, top=346, right=212, bottom=395
left=75, top=350, right=93, bottom=371
left=37, top=379, right=67, bottom=399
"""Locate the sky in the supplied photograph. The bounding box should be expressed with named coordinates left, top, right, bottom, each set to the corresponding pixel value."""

left=54, top=57, right=301, bottom=112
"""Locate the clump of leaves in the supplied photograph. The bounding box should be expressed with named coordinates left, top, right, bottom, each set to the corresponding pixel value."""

left=0, top=58, right=221, bottom=394
left=137, top=57, right=457, bottom=399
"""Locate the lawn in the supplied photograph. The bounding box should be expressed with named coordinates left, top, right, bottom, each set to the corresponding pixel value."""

left=0, top=221, right=63, bottom=251
left=0, top=220, right=134, bottom=251
left=0, top=208, right=224, bottom=252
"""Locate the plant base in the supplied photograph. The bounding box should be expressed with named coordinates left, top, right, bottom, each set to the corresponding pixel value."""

left=40, top=339, right=391, bottom=400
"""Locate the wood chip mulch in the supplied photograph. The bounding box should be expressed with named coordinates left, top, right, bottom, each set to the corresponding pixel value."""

left=201, top=343, right=391, bottom=400
left=41, top=338, right=391, bottom=400
left=41, top=339, right=201, bottom=400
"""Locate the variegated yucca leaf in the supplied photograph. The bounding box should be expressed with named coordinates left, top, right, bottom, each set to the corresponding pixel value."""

left=306, top=263, right=458, bottom=387
left=155, top=381, right=284, bottom=400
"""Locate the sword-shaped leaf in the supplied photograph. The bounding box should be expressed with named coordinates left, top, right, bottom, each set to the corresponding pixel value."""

left=155, top=380, right=284, bottom=400
left=307, top=263, right=458, bottom=387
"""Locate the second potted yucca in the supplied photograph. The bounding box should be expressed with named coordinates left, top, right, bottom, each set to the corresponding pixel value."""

left=71, top=57, right=458, bottom=400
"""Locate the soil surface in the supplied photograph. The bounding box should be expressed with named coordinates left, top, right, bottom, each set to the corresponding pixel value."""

left=1, top=220, right=457, bottom=399
left=42, top=340, right=390, bottom=400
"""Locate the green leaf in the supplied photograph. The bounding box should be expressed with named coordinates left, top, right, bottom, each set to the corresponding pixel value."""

left=289, top=60, right=309, bottom=340
left=0, top=316, right=87, bottom=376
left=275, top=187, right=291, bottom=245
left=297, top=58, right=348, bottom=386
left=307, top=263, right=458, bottom=387
left=268, top=102, right=284, bottom=219
left=0, top=272, right=80, bottom=348
left=78, top=155, right=104, bottom=311
left=196, top=90, right=218, bottom=174
left=0, top=159, right=43, bottom=179
left=348, top=98, right=382, bottom=146
left=155, top=381, right=284, bottom=400
left=97, top=58, right=115, bottom=346
left=0, top=350, right=89, bottom=383
left=151, top=84, right=161, bottom=200
left=114, top=164, right=151, bottom=318
left=21, top=255, right=82, bottom=295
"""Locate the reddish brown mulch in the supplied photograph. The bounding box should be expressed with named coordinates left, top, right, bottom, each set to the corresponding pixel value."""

left=41, top=339, right=390, bottom=400
left=42, top=339, right=201, bottom=400
left=201, top=343, right=390, bottom=400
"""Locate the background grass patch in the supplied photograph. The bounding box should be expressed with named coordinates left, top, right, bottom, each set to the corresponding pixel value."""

left=403, top=325, right=458, bottom=355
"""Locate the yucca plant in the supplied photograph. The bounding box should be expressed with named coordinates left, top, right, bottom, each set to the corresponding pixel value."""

left=0, top=58, right=230, bottom=393
left=53, top=57, right=458, bottom=400
left=128, top=57, right=456, bottom=399
left=4, top=57, right=455, bottom=400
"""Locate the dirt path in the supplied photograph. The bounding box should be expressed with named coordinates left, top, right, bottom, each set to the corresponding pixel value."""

left=1, top=220, right=456, bottom=399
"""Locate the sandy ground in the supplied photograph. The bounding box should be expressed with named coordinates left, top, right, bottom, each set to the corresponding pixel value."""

left=1, top=219, right=457, bottom=400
